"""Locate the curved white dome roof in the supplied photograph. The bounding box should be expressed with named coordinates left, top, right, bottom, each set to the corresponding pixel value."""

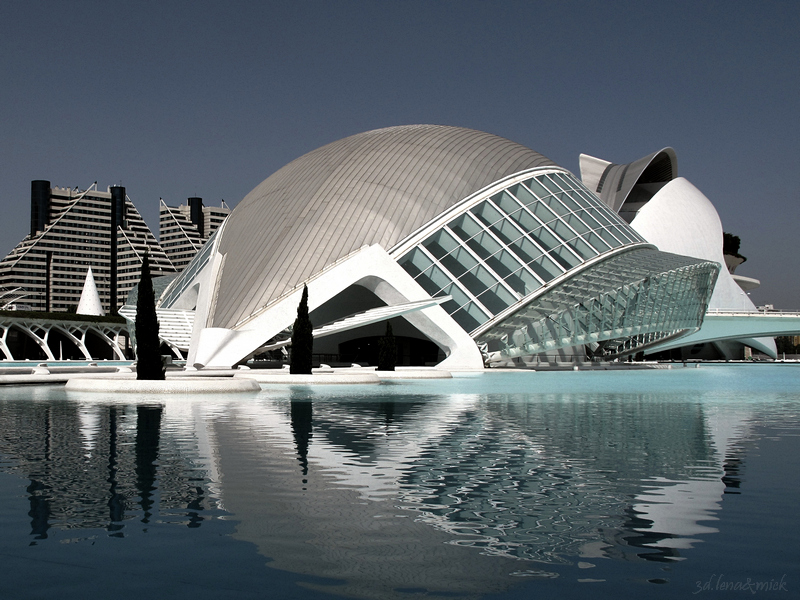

left=212, top=125, right=556, bottom=329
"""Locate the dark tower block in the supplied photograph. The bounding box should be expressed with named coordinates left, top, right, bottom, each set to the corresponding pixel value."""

left=109, top=186, right=126, bottom=313
left=31, top=180, right=51, bottom=236
left=188, top=197, right=204, bottom=238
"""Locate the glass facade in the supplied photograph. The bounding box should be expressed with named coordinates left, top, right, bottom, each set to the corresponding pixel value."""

left=476, top=248, right=719, bottom=363
left=397, top=168, right=719, bottom=361
left=398, top=169, right=645, bottom=333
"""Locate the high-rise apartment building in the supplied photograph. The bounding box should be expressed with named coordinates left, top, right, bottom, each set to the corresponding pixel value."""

left=0, top=181, right=176, bottom=314
left=159, top=198, right=230, bottom=270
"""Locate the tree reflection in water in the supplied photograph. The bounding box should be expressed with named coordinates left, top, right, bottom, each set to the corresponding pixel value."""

left=0, top=368, right=794, bottom=599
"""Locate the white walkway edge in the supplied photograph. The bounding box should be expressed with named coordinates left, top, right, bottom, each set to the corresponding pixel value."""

left=65, top=377, right=261, bottom=394
left=234, top=372, right=381, bottom=384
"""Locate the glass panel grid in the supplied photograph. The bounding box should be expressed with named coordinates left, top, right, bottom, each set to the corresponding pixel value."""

left=398, top=169, right=653, bottom=332
left=477, top=248, right=719, bottom=362
left=449, top=212, right=548, bottom=292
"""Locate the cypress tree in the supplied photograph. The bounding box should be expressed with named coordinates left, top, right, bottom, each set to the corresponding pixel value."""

left=290, top=285, right=313, bottom=374
left=377, top=321, right=397, bottom=371
left=135, top=250, right=165, bottom=380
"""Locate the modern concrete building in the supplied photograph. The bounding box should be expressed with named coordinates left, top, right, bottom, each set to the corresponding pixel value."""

left=580, top=149, right=781, bottom=359
left=159, top=198, right=231, bottom=271
left=150, top=125, right=724, bottom=369
left=0, top=181, right=175, bottom=314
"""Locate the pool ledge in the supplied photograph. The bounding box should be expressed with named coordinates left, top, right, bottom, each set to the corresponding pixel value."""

left=234, top=372, right=381, bottom=385
left=234, top=368, right=453, bottom=384
left=65, top=377, right=261, bottom=394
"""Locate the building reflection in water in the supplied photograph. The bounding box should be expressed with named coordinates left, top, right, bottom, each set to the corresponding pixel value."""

left=0, top=395, right=214, bottom=540
left=0, top=380, right=764, bottom=597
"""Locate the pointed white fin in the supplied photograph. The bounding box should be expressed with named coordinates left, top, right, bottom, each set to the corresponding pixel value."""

left=76, top=267, right=105, bottom=316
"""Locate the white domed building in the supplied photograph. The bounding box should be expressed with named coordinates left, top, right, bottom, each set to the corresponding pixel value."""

left=154, top=125, right=723, bottom=369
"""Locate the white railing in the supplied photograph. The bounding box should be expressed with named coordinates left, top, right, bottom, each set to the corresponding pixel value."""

left=706, top=309, right=800, bottom=317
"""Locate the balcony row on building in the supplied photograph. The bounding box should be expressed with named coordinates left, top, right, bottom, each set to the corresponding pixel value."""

left=0, top=183, right=230, bottom=318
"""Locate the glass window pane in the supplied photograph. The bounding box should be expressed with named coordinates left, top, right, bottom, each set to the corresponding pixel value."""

left=528, top=254, right=562, bottom=282
left=611, top=225, right=639, bottom=244
left=567, top=236, right=597, bottom=260
left=457, top=263, right=502, bottom=299
left=598, top=227, right=623, bottom=248
left=506, top=205, right=541, bottom=233
left=565, top=213, right=589, bottom=235
left=490, top=190, right=520, bottom=216
left=450, top=302, right=487, bottom=332
left=579, top=211, right=603, bottom=231
left=464, top=229, right=501, bottom=260
left=472, top=201, right=505, bottom=229
left=486, top=248, right=523, bottom=279
left=439, top=280, right=472, bottom=308
left=551, top=219, right=577, bottom=243
left=593, top=207, right=618, bottom=228
left=508, top=234, right=544, bottom=264
left=476, top=282, right=516, bottom=314
left=530, top=200, right=558, bottom=226
left=507, top=266, right=542, bottom=296
left=525, top=177, right=551, bottom=199
left=399, top=247, right=433, bottom=278
left=422, top=228, right=459, bottom=261
left=576, top=187, right=608, bottom=209
left=413, top=262, right=454, bottom=296
left=543, top=195, right=570, bottom=218
left=439, top=244, right=479, bottom=278
left=449, top=213, right=483, bottom=242
left=529, top=226, right=559, bottom=253
left=474, top=207, right=528, bottom=247
left=509, top=182, right=537, bottom=207
left=586, top=233, right=610, bottom=254
left=556, top=191, right=583, bottom=213
left=552, top=245, right=581, bottom=269
left=540, top=175, right=562, bottom=194
left=552, top=172, right=576, bottom=190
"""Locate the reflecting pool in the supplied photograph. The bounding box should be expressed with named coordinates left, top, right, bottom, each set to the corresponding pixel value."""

left=0, top=365, right=797, bottom=599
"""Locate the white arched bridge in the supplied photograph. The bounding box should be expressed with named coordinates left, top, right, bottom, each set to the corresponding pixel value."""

left=645, top=310, right=800, bottom=356
left=0, top=314, right=129, bottom=361
left=0, top=310, right=193, bottom=362
left=1, top=308, right=798, bottom=363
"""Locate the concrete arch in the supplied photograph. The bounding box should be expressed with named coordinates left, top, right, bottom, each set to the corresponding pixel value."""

left=0, top=316, right=128, bottom=361
left=46, top=326, right=88, bottom=360
left=83, top=326, right=126, bottom=360
left=190, top=244, right=483, bottom=369
left=6, top=324, right=53, bottom=360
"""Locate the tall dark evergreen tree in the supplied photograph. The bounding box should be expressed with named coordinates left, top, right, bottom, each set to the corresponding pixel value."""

left=135, top=251, right=165, bottom=380
left=377, top=321, right=397, bottom=371
left=290, top=285, right=313, bottom=374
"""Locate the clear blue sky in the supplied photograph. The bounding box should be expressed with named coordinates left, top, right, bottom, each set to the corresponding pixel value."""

left=1, top=0, right=798, bottom=307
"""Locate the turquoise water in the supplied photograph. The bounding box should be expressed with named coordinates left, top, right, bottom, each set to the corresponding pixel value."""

left=0, top=364, right=797, bottom=599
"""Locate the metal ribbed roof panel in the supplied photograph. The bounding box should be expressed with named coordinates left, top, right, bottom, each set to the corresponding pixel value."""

left=213, top=125, right=557, bottom=329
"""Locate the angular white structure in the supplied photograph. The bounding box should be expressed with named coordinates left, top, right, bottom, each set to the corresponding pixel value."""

left=76, top=268, right=105, bottom=316
left=580, top=149, right=780, bottom=358
left=152, top=126, right=720, bottom=369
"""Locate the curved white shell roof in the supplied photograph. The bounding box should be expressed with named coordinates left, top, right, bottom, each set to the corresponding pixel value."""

left=212, top=125, right=556, bottom=329
left=579, top=147, right=677, bottom=212
left=630, top=177, right=755, bottom=312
